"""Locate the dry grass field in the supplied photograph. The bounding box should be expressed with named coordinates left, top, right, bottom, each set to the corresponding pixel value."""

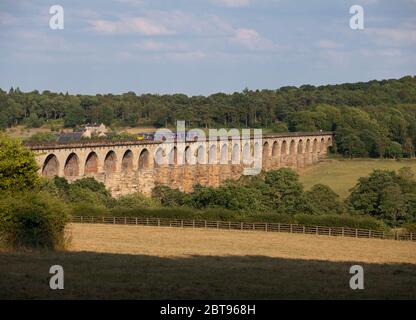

left=300, top=158, right=416, bottom=198
left=1, top=223, right=416, bottom=299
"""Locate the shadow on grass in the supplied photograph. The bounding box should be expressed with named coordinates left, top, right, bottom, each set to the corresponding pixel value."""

left=0, top=250, right=415, bottom=299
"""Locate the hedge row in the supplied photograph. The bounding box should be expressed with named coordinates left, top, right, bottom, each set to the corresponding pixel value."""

left=71, top=204, right=388, bottom=231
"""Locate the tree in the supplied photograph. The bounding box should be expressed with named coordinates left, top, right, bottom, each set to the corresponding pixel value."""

left=64, top=104, right=86, bottom=128
left=306, top=184, right=344, bottom=214
left=0, top=134, right=40, bottom=191
left=264, top=168, right=308, bottom=214
left=379, top=184, right=408, bottom=226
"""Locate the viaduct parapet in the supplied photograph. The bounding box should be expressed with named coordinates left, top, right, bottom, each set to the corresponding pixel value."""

left=27, top=132, right=333, bottom=197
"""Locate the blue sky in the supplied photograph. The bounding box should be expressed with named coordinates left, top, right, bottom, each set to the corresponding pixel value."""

left=0, top=0, right=415, bottom=95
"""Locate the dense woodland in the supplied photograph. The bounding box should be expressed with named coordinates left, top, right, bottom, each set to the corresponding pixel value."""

left=1, top=76, right=416, bottom=158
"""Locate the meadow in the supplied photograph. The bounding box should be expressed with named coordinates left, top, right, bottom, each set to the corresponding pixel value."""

left=300, top=158, right=416, bottom=198
left=1, top=223, right=415, bottom=299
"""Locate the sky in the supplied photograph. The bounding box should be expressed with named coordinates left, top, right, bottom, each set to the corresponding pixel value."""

left=0, top=0, right=415, bottom=95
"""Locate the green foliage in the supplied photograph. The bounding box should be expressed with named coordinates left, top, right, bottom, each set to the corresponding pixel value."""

left=2, top=77, right=416, bottom=158
left=152, top=185, right=190, bottom=206
left=306, top=184, right=344, bottom=214
left=347, top=168, right=416, bottom=226
left=25, top=113, right=45, bottom=128
left=402, top=223, right=416, bottom=233
left=264, top=169, right=309, bottom=214
left=0, top=191, right=70, bottom=249
left=25, top=132, right=57, bottom=143
left=0, top=134, right=40, bottom=191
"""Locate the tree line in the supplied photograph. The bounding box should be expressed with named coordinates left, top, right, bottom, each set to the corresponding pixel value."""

left=1, top=75, right=416, bottom=158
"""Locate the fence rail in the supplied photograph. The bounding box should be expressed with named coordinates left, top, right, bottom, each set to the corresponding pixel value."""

left=71, top=216, right=416, bottom=242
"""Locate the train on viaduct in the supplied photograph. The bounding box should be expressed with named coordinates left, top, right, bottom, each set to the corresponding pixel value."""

left=27, top=131, right=333, bottom=197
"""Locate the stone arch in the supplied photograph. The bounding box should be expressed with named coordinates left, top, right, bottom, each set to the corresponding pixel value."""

left=243, top=143, right=250, bottom=162
left=138, top=149, right=151, bottom=169
left=185, top=146, right=193, bottom=164
left=306, top=139, right=311, bottom=153
left=122, top=150, right=133, bottom=172
left=168, top=146, right=177, bottom=166
left=154, top=147, right=164, bottom=167
left=42, top=154, right=59, bottom=177
left=232, top=143, right=240, bottom=163
left=220, top=144, right=228, bottom=164
left=104, top=151, right=117, bottom=175
left=313, top=139, right=319, bottom=153
left=64, top=153, right=80, bottom=177
left=289, top=140, right=296, bottom=155
left=272, top=141, right=279, bottom=157
left=281, top=140, right=288, bottom=155
left=297, top=140, right=304, bottom=153
left=263, top=141, right=270, bottom=158
left=209, top=144, right=217, bottom=164
left=196, top=145, right=206, bottom=164
left=320, top=138, right=325, bottom=152
left=84, top=152, right=98, bottom=175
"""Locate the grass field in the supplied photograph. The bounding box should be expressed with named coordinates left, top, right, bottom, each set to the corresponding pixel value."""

left=1, top=223, right=415, bottom=299
left=300, top=158, right=416, bottom=198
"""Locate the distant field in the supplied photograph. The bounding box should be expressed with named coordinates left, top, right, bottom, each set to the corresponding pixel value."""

left=300, top=158, right=416, bottom=198
left=1, top=223, right=415, bottom=299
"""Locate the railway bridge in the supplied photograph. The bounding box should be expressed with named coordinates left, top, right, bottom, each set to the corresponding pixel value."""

left=27, top=131, right=333, bottom=196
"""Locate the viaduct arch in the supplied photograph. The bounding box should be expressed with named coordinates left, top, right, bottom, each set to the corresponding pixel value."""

left=29, top=132, right=333, bottom=197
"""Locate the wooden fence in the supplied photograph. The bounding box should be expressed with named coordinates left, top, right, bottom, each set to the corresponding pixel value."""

left=71, top=216, right=416, bottom=242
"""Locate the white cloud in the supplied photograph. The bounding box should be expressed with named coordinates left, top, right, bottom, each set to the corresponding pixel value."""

left=135, top=40, right=189, bottom=51
left=89, top=17, right=173, bottom=35
left=367, top=27, right=416, bottom=45
left=232, top=28, right=277, bottom=50
left=316, top=40, right=343, bottom=49
left=211, top=0, right=250, bottom=7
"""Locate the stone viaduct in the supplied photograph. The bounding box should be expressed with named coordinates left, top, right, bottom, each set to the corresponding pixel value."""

left=27, top=132, right=333, bottom=197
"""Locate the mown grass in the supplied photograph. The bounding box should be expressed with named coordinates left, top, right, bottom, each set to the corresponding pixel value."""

left=300, top=158, right=416, bottom=198
left=1, top=224, right=415, bottom=299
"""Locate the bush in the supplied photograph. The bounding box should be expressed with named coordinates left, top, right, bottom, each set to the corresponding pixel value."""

left=0, top=191, right=70, bottom=249
left=0, top=134, right=40, bottom=191
left=25, top=132, right=57, bottom=143
left=402, top=223, right=416, bottom=234
left=306, top=184, right=344, bottom=214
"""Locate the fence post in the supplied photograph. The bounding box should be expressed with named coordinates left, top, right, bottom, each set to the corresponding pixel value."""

left=113, top=217, right=115, bottom=224
left=124, top=217, right=127, bottom=225
left=329, top=228, right=331, bottom=236
left=217, top=221, right=219, bottom=229
left=278, top=223, right=281, bottom=233
left=341, top=227, right=344, bottom=237
left=158, top=218, right=160, bottom=227
left=368, top=230, right=371, bottom=238
left=411, top=233, right=413, bottom=241
left=303, top=226, right=305, bottom=234
left=204, top=220, right=207, bottom=228
left=290, top=224, right=293, bottom=233
left=266, top=223, right=268, bottom=232
left=253, top=223, right=255, bottom=230
left=81, top=216, right=83, bottom=223
left=193, top=220, right=196, bottom=228
left=135, top=217, right=138, bottom=225
left=229, top=221, right=231, bottom=230
left=316, top=226, right=318, bottom=235
left=355, top=229, right=358, bottom=238
left=146, top=217, right=149, bottom=226
left=102, top=216, right=104, bottom=223
left=382, top=231, right=385, bottom=239
left=181, top=220, right=184, bottom=228
left=241, top=222, right=243, bottom=230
